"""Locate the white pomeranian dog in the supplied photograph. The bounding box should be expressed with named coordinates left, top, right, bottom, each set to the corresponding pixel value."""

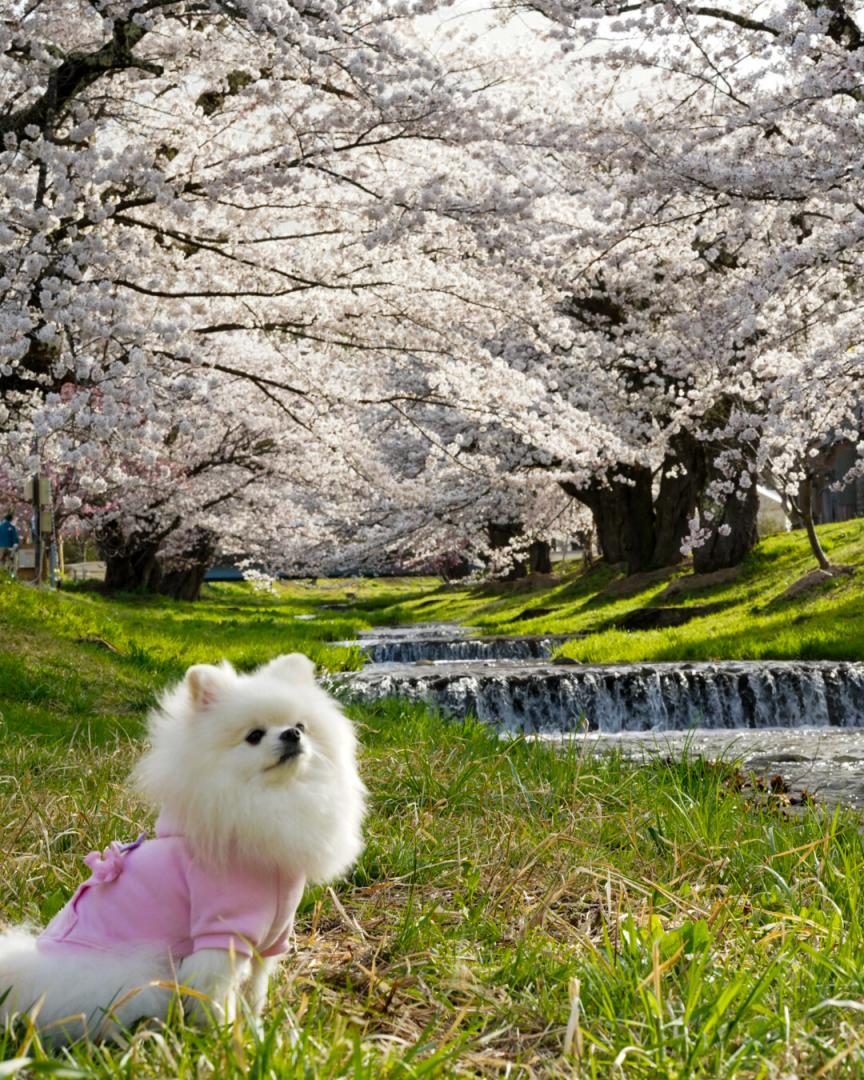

left=0, top=653, right=366, bottom=1042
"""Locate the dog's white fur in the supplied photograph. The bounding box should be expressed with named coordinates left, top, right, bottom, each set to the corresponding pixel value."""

left=0, top=653, right=365, bottom=1042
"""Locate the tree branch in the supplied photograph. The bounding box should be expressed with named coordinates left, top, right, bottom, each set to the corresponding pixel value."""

left=0, top=18, right=163, bottom=139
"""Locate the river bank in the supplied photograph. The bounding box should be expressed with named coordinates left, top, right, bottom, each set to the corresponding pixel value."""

left=348, top=519, right=864, bottom=665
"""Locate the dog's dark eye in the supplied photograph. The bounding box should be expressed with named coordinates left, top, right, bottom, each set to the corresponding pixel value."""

left=245, top=729, right=266, bottom=746
left=295, top=723, right=305, bottom=733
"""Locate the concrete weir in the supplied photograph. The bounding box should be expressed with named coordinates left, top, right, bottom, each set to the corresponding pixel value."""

left=343, top=658, right=864, bottom=734
left=335, top=624, right=864, bottom=805
left=354, top=625, right=573, bottom=664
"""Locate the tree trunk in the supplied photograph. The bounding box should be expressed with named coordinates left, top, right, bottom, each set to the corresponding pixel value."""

left=528, top=539, right=552, bottom=574
left=651, top=433, right=707, bottom=569
left=562, top=465, right=656, bottom=574
left=97, top=520, right=215, bottom=599
left=692, top=447, right=760, bottom=573
left=155, top=528, right=217, bottom=601
left=799, top=476, right=832, bottom=571
left=487, top=522, right=526, bottom=580
left=579, top=527, right=595, bottom=570
left=97, top=520, right=163, bottom=592
left=693, top=484, right=759, bottom=573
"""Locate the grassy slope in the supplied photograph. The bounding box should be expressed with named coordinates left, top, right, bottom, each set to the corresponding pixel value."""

left=2, top=532, right=864, bottom=1075
left=0, top=575, right=439, bottom=742
left=369, top=520, right=864, bottom=663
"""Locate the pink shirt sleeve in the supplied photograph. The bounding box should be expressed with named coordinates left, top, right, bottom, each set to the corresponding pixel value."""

left=186, top=860, right=279, bottom=957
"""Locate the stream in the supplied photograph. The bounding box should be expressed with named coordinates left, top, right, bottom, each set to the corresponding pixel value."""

left=341, top=623, right=864, bottom=808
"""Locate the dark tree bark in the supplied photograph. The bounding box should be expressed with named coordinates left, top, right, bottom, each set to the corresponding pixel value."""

left=528, top=539, right=552, bottom=574
left=1, top=19, right=160, bottom=142
left=693, top=483, right=759, bottom=573
left=651, top=433, right=708, bottom=570
left=97, top=519, right=163, bottom=592
left=561, top=433, right=760, bottom=576
left=560, top=286, right=700, bottom=573
left=97, top=520, right=216, bottom=599
left=690, top=429, right=760, bottom=573
left=487, top=521, right=527, bottom=580
left=576, top=527, right=595, bottom=569
left=798, top=476, right=833, bottom=571
left=562, top=465, right=656, bottom=574
left=155, top=528, right=217, bottom=601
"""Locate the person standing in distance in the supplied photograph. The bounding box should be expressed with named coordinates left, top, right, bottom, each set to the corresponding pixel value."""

left=0, top=513, right=20, bottom=572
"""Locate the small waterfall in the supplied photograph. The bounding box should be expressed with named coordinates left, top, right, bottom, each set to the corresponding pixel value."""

left=359, top=636, right=569, bottom=664
left=343, top=660, right=864, bottom=734
left=342, top=622, right=572, bottom=664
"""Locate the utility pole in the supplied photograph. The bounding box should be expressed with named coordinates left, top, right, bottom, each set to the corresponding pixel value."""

left=22, top=474, right=54, bottom=584
left=31, top=472, right=41, bottom=583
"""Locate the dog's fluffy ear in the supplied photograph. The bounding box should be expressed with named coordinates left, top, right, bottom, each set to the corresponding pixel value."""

left=260, top=653, right=317, bottom=685
left=185, top=662, right=235, bottom=709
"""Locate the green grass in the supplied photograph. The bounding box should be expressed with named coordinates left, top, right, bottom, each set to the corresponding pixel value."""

left=0, top=575, right=436, bottom=742
left=2, top=537, right=864, bottom=1075
left=367, top=520, right=864, bottom=663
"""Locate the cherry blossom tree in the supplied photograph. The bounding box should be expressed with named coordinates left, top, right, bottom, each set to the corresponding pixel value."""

left=5, top=0, right=864, bottom=587
left=501, top=0, right=864, bottom=569
left=0, top=0, right=538, bottom=586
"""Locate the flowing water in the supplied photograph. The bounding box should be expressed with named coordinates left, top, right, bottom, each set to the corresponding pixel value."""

left=535, top=729, right=864, bottom=809
left=352, top=624, right=572, bottom=664
left=339, top=623, right=864, bottom=807
left=348, top=658, right=864, bottom=733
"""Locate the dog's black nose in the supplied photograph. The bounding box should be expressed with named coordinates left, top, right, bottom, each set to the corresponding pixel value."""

left=279, top=727, right=302, bottom=744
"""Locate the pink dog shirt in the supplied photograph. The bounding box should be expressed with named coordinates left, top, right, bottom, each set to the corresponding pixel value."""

left=39, top=815, right=305, bottom=960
